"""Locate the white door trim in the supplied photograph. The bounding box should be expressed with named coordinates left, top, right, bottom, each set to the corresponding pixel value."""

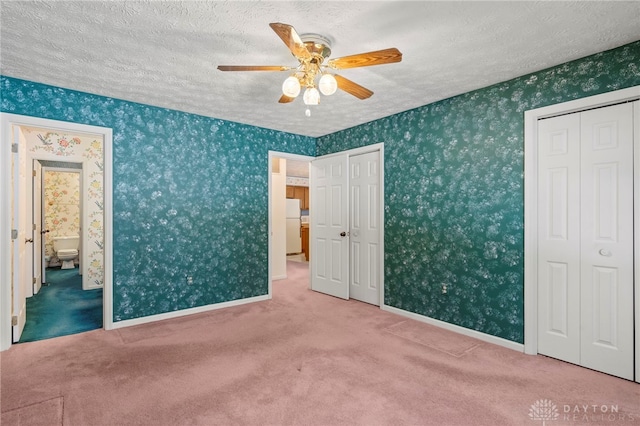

left=0, top=113, right=114, bottom=351
left=32, top=159, right=85, bottom=285
left=523, top=86, right=640, bottom=382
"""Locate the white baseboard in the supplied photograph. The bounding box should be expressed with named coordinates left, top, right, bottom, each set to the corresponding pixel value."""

left=110, top=295, right=270, bottom=330
left=381, top=304, right=525, bottom=353
left=272, top=274, right=287, bottom=281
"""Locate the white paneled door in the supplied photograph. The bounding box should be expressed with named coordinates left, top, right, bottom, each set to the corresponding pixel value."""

left=310, top=154, right=350, bottom=299
left=12, top=126, right=26, bottom=343
left=537, top=102, right=635, bottom=380
left=349, top=151, right=381, bottom=305
left=310, top=147, right=383, bottom=305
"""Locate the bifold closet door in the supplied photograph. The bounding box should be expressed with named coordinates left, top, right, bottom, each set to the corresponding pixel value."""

left=537, top=102, right=634, bottom=380
left=579, top=103, right=634, bottom=380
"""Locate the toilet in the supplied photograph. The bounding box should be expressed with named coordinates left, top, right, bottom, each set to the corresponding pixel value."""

left=52, top=236, right=79, bottom=269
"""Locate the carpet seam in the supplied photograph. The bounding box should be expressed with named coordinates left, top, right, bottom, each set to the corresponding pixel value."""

left=0, top=395, right=64, bottom=414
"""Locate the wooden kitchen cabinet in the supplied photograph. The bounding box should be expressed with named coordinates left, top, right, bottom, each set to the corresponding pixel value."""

left=286, top=185, right=310, bottom=210
left=301, top=224, right=309, bottom=261
left=293, top=186, right=306, bottom=209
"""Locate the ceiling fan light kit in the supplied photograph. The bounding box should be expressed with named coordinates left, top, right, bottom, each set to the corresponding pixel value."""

left=318, top=74, right=338, bottom=96
left=217, top=22, right=402, bottom=116
left=282, top=76, right=301, bottom=98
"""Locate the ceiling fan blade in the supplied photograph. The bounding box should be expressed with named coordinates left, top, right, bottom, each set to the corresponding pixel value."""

left=217, top=65, right=292, bottom=72
left=279, top=94, right=296, bottom=103
left=327, top=48, right=402, bottom=69
left=269, top=22, right=312, bottom=60
left=334, top=74, right=373, bottom=100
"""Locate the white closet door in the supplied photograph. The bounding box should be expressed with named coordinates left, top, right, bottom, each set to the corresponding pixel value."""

left=537, top=102, right=635, bottom=380
left=579, top=103, right=634, bottom=380
left=537, top=113, right=581, bottom=365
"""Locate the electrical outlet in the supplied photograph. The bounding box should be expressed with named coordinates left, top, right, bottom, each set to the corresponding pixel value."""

left=186, top=276, right=193, bottom=285
left=442, top=284, right=447, bottom=294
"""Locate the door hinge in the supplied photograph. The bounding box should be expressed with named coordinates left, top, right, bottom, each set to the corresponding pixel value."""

left=33, top=223, right=37, bottom=231
left=11, top=316, right=18, bottom=326
left=32, top=169, right=36, bottom=177
left=11, top=229, right=18, bottom=240
left=33, top=277, right=37, bottom=284
left=11, top=143, right=18, bottom=153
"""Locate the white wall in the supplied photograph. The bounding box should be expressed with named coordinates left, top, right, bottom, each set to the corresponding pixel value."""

left=271, top=158, right=287, bottom=280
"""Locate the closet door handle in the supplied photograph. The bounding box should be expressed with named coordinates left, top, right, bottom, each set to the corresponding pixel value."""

left=25, top=238, right=33, bottom=243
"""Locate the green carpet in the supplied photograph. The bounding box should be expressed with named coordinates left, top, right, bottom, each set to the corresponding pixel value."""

left=18, top=267, right=103, bottom=343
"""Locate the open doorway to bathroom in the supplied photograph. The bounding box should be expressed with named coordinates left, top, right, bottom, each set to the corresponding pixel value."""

left=16, top=162, right=103, bottom=343
left=11, top=125, right=104, bottom=343
left=1, top=113, right=113, bottom=351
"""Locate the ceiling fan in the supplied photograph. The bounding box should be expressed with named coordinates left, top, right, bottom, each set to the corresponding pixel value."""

left=217, top=23, right=402, bottom=116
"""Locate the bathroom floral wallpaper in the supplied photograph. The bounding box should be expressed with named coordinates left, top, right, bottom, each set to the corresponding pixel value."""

left=2, top=40, right=638, bottom=336
left=23, top=128, right=105, bottom=288
left=318, top=41, right=640, bottom=343
left=44, top=170, right=80, bottom=258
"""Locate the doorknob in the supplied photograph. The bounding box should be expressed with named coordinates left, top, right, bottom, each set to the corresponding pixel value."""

left=340, top=231, right=346, bottom=237
left=598, top=248, right=612, bottom=257
left=25, top=238, right=33, bottom=243
left=41, top=229, right=50, bottom=235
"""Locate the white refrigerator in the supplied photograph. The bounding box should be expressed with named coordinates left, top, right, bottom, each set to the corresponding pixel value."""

left=286, top=199, right=301, bottom=254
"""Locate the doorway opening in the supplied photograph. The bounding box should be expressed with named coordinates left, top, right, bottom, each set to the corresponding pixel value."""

left=17, top=162, right=103, bottom=343
left=269, top=152, right=313, bottom=292
left=1, top=113, right=114, bottom=351
left=268, top=144, right=385, bottom=307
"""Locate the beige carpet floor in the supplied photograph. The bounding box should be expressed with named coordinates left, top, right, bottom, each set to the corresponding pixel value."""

left=2, top=261, right=639, bottom=425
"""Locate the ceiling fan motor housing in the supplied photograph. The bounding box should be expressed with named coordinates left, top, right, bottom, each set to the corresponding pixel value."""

left=300, top=33, right=332, bottom=62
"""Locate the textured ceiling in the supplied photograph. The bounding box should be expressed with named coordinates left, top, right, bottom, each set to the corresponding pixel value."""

left=1, top=1, right=639, bottom=138
left=286, top=159, right=310, bottom=178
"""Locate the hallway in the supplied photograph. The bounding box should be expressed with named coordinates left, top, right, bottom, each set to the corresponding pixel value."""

left=19, top=267, right=102, bottom=343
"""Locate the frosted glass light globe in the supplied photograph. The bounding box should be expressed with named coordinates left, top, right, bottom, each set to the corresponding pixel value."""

left=303, top=87, right=320, bottom=105
left=319, top=74, right=337, bottom=96
left=282, top=76, right=301, bottom=98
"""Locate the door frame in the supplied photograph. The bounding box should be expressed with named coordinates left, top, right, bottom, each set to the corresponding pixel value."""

left=523, top=85, right=640, bottom=381
left=268, top=143, right=385, bottom=307
left=0, top=113, right=114, bottom=351
left=267, top=151, right=314, bottom=297
left=40, top=165, right=84, bottom=283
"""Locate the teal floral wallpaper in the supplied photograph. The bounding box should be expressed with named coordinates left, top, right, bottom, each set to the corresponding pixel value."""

left=318, top=41, right=640, bottom=343
left=2, top=40, right=638, bottom=339
left=1, top=77, right=315, bottom=321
